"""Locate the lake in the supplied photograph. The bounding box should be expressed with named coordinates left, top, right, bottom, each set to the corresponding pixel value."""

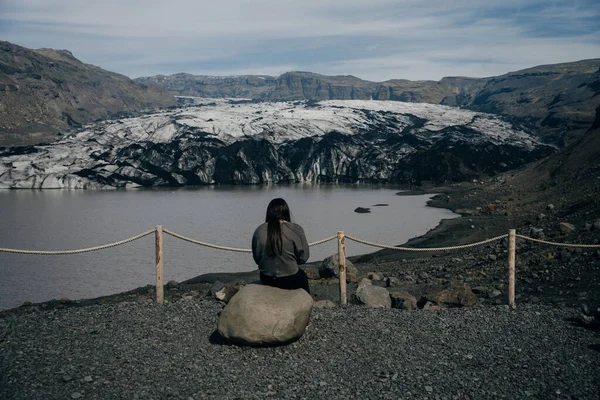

left=0, top=185, right=458, bottom=310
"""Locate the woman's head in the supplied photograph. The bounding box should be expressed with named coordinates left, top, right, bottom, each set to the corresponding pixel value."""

left=265, top=198, right=291, bottom=223
left=265, top=198, right=291, bottom=255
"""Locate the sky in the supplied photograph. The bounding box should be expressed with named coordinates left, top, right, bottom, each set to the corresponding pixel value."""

left=1, top=0, right=599, bottom=81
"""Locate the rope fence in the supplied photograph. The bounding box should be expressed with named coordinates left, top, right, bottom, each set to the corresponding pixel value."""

left=1, top=226, right=599, bottom=307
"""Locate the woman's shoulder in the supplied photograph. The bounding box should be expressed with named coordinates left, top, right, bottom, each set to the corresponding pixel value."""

left=282, top=221, right=306, bottom=235
left=253, top=222, right=268, bottom=235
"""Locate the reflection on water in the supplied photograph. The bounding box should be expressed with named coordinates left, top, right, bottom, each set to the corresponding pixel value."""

left=0, top=184, right=458, bottom=309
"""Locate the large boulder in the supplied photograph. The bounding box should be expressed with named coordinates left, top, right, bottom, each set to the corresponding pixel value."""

left=418, top=283, right=477, bottom=309
left=217, top=284, right=313, bottom=346
left=352, top=282, right=391, bottom=308
left=319, top=254, right=359, bottom=283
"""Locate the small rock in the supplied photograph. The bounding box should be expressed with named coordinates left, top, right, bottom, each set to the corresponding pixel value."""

left=537, top=213, right=545, bottom=220
left=488, top=289, right=502, bottom=298
left=71, top=393, right=82, bottom=399
left=319, top=254, right=358, bottom=283
left=546, top=204, right=555, bottom=211
left=354, top=207, right=371, bottom=213
left=166, top=280, right=180, bottom=290
left=83, top=376, right=93, bottom=383
left=593, top=219, right=600, bottom=231
left=215, top=285, right=241, bottom=304
left=390, top=291, right=417, bottom=310
left=425, top=386, right=433, bottom=393
left=313, top=300, right=337, bottom=309
left=558, top=222, right=576, bottom=234
left=581, top=304, right=591, bottom=316
left=471, top=286, right=488, bottom=295
left=62, top=375, right=73, bottom=382
left=529, top=227, right=544, bottom=239
left=211, top=281, right=225, bottom=294
left=385, top=277, right=401, bottom=287
left=367, top=271, right=384, bottom=281
left=352, top=283, right=391, bottom=308
left=488, top=254, right=497, bottom=261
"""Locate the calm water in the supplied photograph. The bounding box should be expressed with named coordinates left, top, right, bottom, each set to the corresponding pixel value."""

left=0, top=185, right=458, bottom=310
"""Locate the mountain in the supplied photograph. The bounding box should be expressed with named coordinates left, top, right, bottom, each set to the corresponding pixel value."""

left=0, top=41, right=177, bottom=146
left=0, top=99, right=554, bottom=189
left=137, top=60, right=600, bottom=145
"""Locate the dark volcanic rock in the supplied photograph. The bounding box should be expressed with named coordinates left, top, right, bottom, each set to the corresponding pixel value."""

left=354, top=207, right=371, bottom=213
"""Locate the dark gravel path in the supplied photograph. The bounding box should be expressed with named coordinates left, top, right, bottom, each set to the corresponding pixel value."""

left=1, top=300, right=599, bottom=400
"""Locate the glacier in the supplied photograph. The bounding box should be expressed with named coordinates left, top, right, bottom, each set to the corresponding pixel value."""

left=0, top=99, right=555, bottom=189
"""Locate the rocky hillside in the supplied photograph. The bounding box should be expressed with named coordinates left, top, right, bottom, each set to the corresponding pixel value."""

left=137, top=60, right=600, bottom=144
left=0, top=41, right=177, bottom=146
left=0, top=99, right=555, bottom=188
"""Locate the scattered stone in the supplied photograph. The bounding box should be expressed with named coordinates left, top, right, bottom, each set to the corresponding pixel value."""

left=537, top=213, right=546, bottom=220
left=83, top=376, right=93, bottom=383
left=421, top=301, right=443, bottom=311
left=354, top=207, right=371, bottom=213
left=211, top=281, right=225, bottom=294
left=62, top=375, right=73, bottom=382
left=319, top=254, right=358, bottom=283
left=390, top=291, right=417, bottom=310
left=166, top=280, right=180, bottom=290
left=352, top=283, right=391, bottom=308
left=359, top=278, right=372, bottom=286
left=488, top=254, right=497, bottom=261
left=471, top=286, right=488, bottom=295
left=71, top=393, right=82, bottom=399
left=546, top=204, right=555, bottom=211
left=215, top=285, right=241, bottom=304
left=529, top=227, right=544, bottom=239
left=385, top=277, right=401, bottom=287
left=488, top=290, right=502, bottom=299
left=372, top=203, right=388, bottom=207
left=217, top=284, right=313, bottom=346
left=593, top=219, right=600, bottom=231
left=558, top=222, right=576, bottom=234
left=418, top=283, right=477, bottom=309
left=367, top=272, right=384, bottom=281
left=314, top=300, right=337, bottom=309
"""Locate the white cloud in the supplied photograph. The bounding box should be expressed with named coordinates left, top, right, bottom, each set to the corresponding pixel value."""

left=1, top=0, right=599, bottom=81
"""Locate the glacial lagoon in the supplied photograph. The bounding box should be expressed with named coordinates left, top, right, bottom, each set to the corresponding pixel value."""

left=0, top=185, right=458, bottom=310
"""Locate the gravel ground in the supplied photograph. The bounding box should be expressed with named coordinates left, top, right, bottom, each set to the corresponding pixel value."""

left=1, top=299, right=599, bottom=400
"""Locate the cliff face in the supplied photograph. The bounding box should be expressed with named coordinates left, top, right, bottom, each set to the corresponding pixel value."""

left=0, top=99, right=554, bottom=189
left=137, top=60, right=600, bottom=144
left=0, top=41, right=177, bottom=146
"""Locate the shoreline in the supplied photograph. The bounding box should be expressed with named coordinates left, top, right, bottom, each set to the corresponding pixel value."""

left=0, top=183, right=489, bottom=315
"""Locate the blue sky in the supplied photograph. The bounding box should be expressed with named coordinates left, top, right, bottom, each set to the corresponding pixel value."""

left=1, top=0, right=599, bottom=81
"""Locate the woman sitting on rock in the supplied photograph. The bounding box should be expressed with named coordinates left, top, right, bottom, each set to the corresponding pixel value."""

left=252, top=198, right=310, bottom=293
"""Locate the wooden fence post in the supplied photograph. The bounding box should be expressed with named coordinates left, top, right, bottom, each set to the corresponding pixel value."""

left=155, top=225, right=164, bottom=305
left=508, top=229, right=516, bottom=309
left=338, top=231, right=347, bottom=306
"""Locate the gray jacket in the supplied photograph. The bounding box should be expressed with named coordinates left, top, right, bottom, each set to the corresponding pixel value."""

left=251, top=221, right=310, bottom=277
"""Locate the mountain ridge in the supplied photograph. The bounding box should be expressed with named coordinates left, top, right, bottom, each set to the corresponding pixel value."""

left=136, top=59, right=600, bottom=145
left=0, top=41, right=177, bottom=146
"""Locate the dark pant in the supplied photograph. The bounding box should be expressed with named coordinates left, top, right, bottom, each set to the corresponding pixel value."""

left=260, top=269, right=310, bottom=294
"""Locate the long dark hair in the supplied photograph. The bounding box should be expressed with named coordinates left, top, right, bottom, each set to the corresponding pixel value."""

left=265, top=198, right=291, bottom=255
